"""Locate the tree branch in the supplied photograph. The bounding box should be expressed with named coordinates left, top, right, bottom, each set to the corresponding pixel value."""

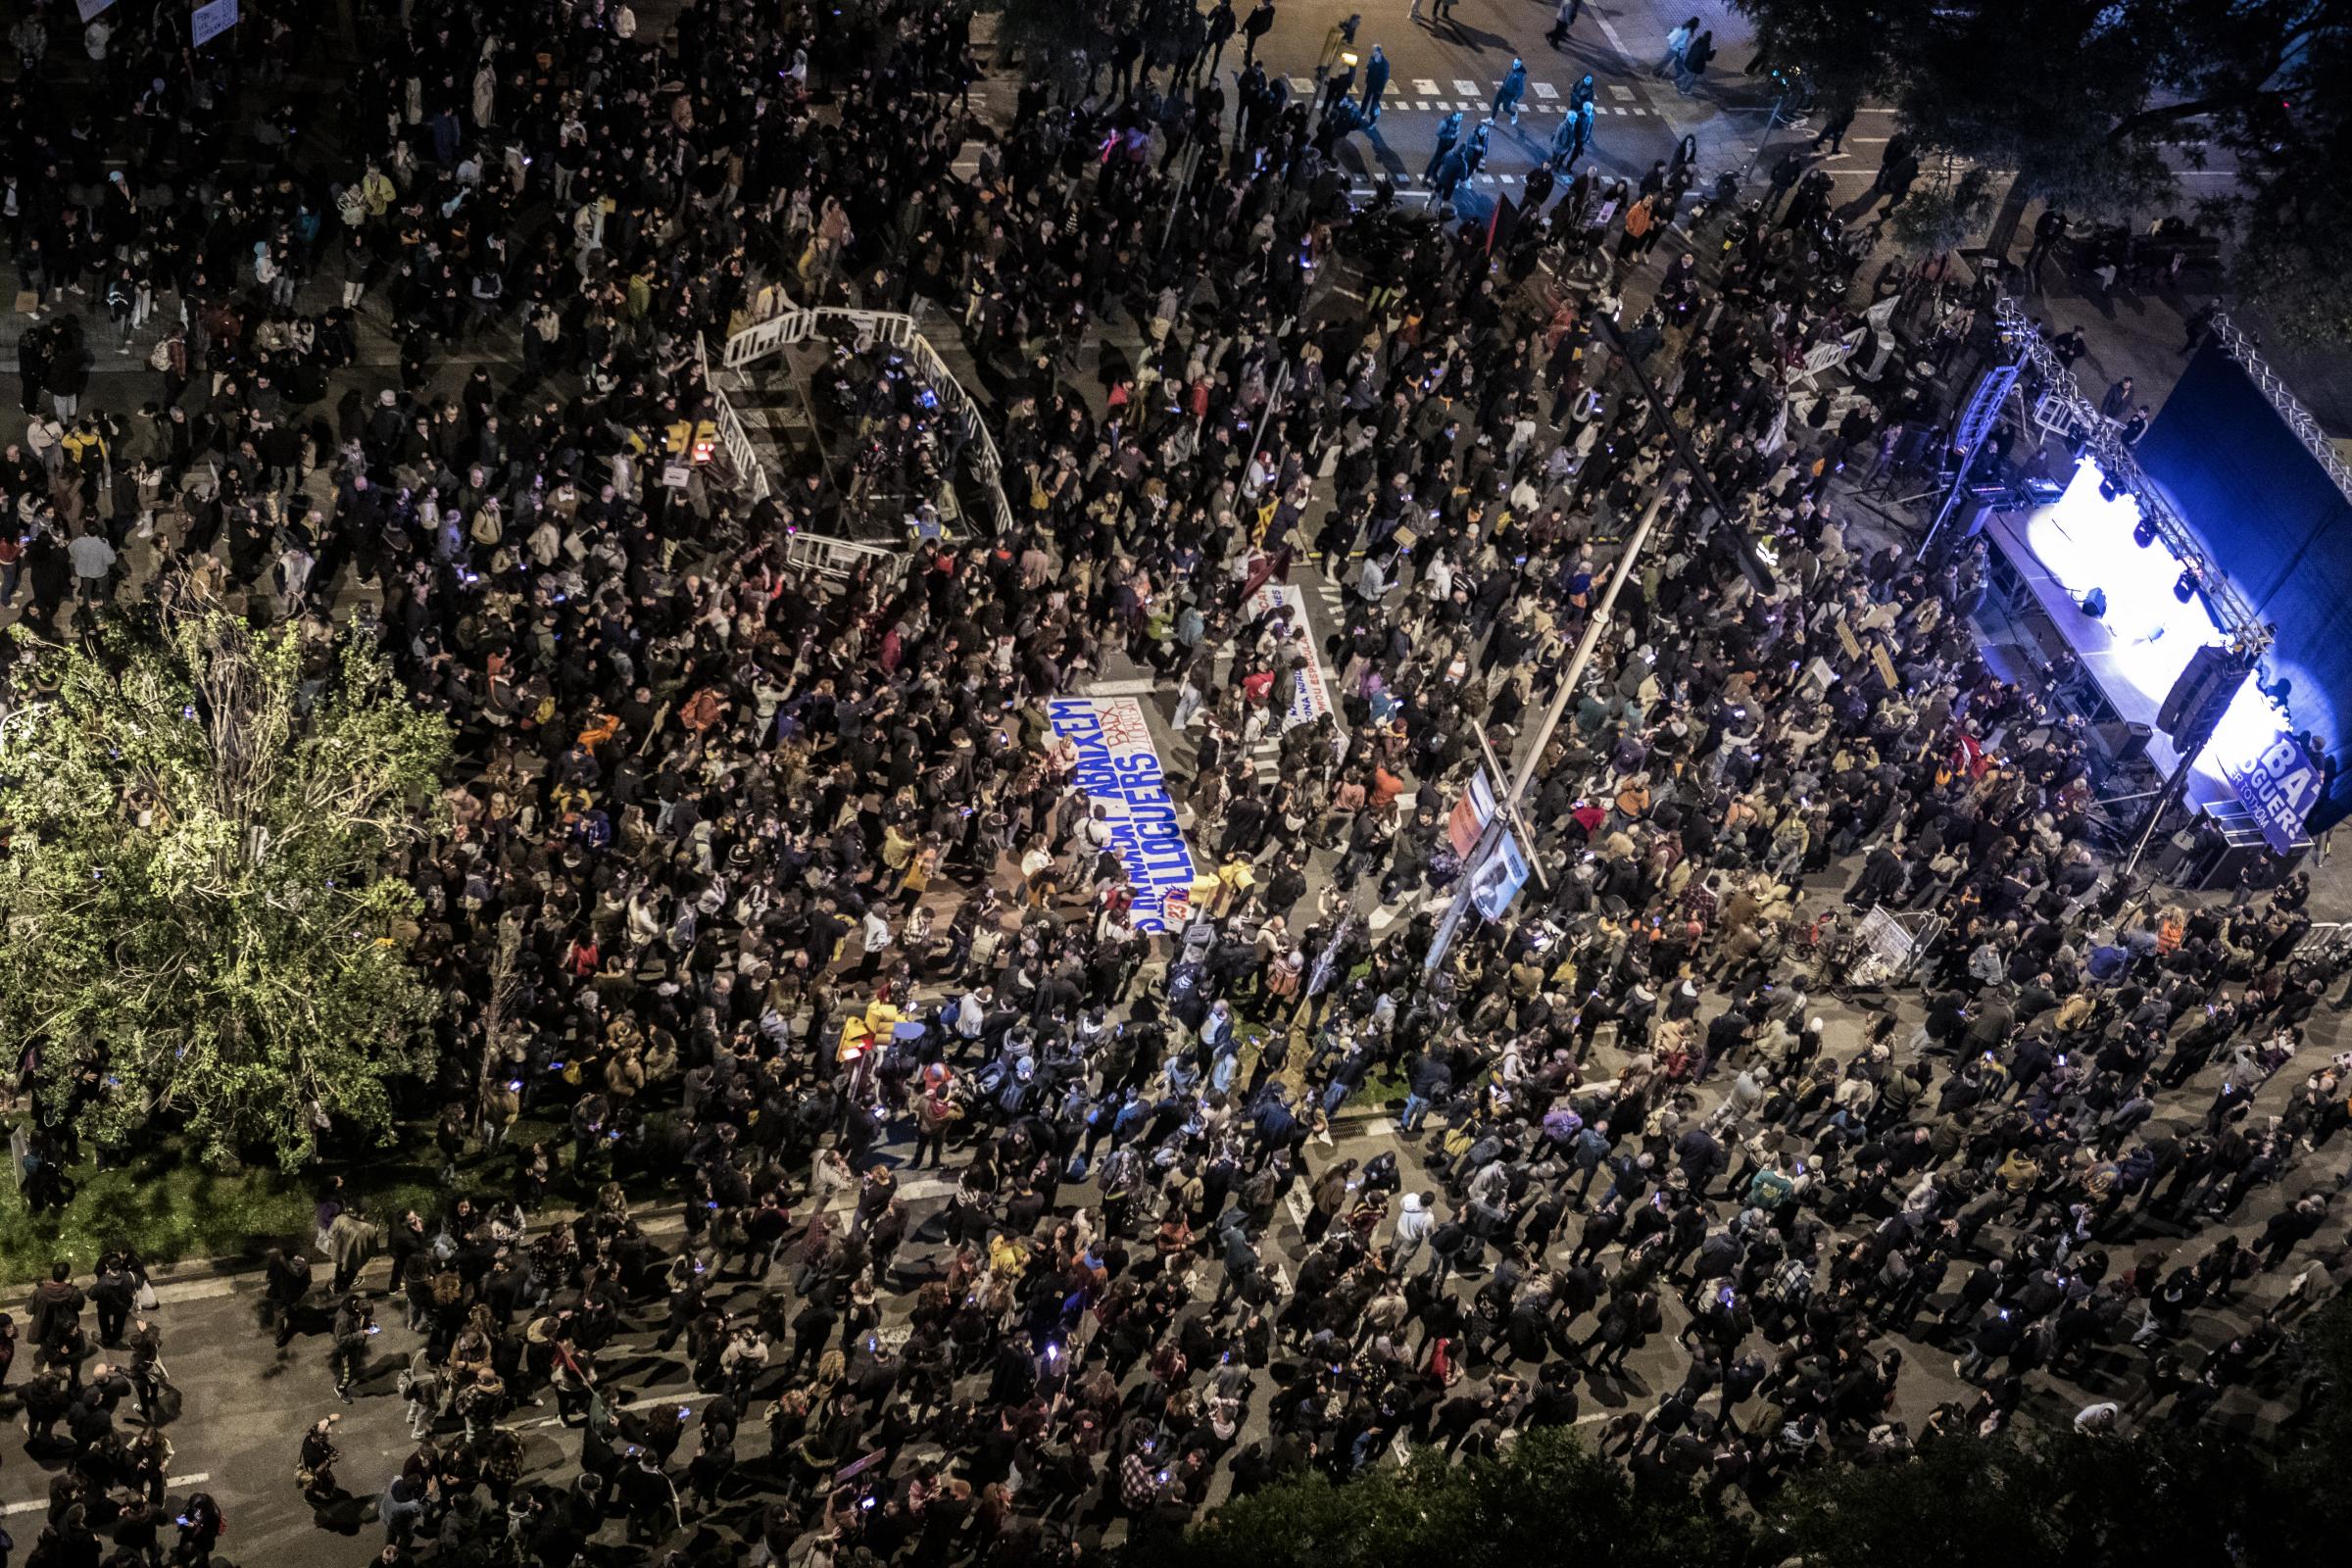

left=2105, top=90, right=2261, bottom=142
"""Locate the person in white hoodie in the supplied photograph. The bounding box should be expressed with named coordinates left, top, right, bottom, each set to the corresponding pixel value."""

left=1393, top=1190, right=1439, bottom=1275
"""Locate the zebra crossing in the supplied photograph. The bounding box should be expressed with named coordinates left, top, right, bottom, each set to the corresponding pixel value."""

left=1284, top=74, right=1659, bottom=118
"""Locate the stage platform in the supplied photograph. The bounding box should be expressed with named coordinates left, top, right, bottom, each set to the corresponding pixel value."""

left=1980, top=492, right=2277, bottom=813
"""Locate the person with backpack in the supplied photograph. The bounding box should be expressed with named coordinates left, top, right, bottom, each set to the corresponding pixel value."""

left=328, top=1295, right=375, bottom=1404
left=1492, top=57, right=1528, bottom=125
left=24, top=1261, right=84, bottom=1351
left=172, top=1493, right=225, bottom=1564
left=1240, top=0, right=1275, bottom=68
left=1424, top=108, right=1463, bottom=186
left=399, top=1347, right=445, bottom=1441
left=45, top=318, right=89, bottom=420
left=1673, top=27, right=1713, bottom=92
left=1658, top=16, right=1699, bottom=76
left=104, top=265, right=136, bottom=354
left=296, top=1415, right=342, bottom=1502
left=1422, top=1212, right=1480, bottom=1287
left=1546, top=0, right=1582, bottom=48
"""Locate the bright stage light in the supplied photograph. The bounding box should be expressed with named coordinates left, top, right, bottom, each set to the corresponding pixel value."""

left=2026, top=460, right=2292, bottom=793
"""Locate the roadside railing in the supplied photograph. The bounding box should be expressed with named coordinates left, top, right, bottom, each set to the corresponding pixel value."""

left=716, top=293, right=1017, bottom=539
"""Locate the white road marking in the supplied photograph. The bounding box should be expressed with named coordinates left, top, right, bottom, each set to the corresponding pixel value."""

left=515, top=1390, right=722, bottom=1433
left=154, top=1276, right=240, bottom=1305
left=1609, top=84, right=1635, bottom=101
left=1534, top=81, right=1559, bottom=99
left=1452, top=78, right=1478, bottom=95
left=1413, top=78, right=1440, bottom=95
left=7, top=1476, right=212, bottom=1515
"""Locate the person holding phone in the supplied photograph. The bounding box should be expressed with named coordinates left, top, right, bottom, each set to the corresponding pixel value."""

left=329, top=1296, right=375, bottom=1404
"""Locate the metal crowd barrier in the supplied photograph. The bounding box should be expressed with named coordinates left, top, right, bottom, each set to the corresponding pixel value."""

left=782, top=531, right=909, bottom=584
left=714, top=293, right=1017, bottom=539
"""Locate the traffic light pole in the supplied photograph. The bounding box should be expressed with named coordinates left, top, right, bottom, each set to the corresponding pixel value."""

left=2123, top=763, right=2191, bottom=880
left=1740, top=76, right=1795, bottom=189
left=1424, top=486, right=1676, bottom=972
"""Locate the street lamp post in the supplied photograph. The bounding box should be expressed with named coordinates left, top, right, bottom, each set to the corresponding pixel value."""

left=1425, top=487, right=1677, bottom=971
left=1159, top=138, right=1204, bottom=258
left=1740, top=66, right=1804, bottom=189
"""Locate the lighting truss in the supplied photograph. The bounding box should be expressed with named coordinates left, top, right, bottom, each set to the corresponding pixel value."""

left=1992, top=296, right=2264, bottom=644
left=2205, top=313, right=2352, bottom=514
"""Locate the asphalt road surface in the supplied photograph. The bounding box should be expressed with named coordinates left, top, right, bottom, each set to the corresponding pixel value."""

left=1245, top=0, right=1770, bottom=195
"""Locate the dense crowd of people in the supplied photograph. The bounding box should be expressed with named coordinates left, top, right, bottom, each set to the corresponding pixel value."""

left=4, top=1, right=2350, bottom=1565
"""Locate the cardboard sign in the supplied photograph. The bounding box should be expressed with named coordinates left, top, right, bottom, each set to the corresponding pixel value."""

left=191, top=0, right=238, bottom=47
left=78, top=0, right=118, bottom=24
left=1045, top=698, right=1199, bottom=934
left=1870, top=646, right=1900, bottom=690
left=1835, top=620, right=1862, bottom=661
left=1243, top=581, right=1337, bottom=734
left=1447, top=768, right=1497, bottom=860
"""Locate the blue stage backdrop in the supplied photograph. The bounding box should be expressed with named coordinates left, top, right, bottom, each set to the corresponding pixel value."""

left=2136, top=341, right=2352, bottom=829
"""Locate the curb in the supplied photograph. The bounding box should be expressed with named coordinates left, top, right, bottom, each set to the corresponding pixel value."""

left=127, top=1111, right=1414, bottom=1291
left=133, top=1200, right=691, bottom=1292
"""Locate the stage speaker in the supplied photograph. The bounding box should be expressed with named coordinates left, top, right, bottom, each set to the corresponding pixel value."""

left=2080, top=587, right=2107, bottom=618
left=2091, top=720, right=2152, bottom=763
left=2192, top=833, right=2296, bottom=892
left=2157, top=644, right=2253, bottom=750
left=1894, top=425, right=1937, bottom=470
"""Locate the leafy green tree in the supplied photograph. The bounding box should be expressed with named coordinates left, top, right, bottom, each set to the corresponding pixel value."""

left=1737, top=0, right=2351, bottom=334
left=1771, top=1426, right=2275, bottom=1568
left=0, top=590, right=453, bottom=1171
left=1134, top=1428, right=1740, bottom=1568
left=2205, top=18, right=2352, bottom=342
left=1126, top=1293, right=2352, bottom=1565
left=1888, top=162, right=1998, bottom=261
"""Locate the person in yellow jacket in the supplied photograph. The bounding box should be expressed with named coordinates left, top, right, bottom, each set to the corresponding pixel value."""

left=59, top=417, right=108, bottom=474
left=361, top=160, right=398, bottom=219
left=1208, top=853, right=1256, bottom=917
left=1996, top=1148, right=2042, bottom=1201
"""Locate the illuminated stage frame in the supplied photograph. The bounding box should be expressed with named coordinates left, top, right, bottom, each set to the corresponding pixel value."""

left=1984, top=459, right=2291, bottom=803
